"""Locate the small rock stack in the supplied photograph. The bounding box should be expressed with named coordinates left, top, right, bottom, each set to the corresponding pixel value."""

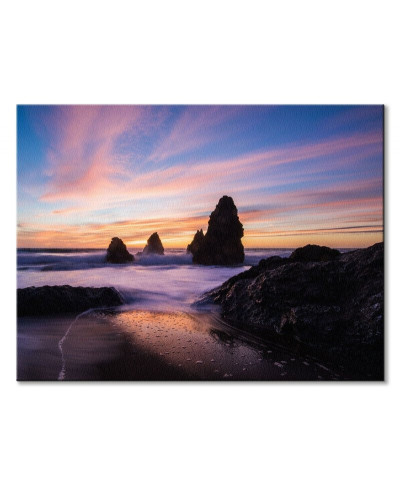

left=106, top=237, right=134, bottom=263
left=143, top=232, right=164, bottom=255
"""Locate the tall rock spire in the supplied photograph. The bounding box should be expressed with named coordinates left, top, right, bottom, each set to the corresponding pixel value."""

left=188, top=196, right=244, bottom=265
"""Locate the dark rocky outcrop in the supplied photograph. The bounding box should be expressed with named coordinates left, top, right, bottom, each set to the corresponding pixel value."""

left=199, top=243, right=384, bottom=379
left=143, top=232, right=164, bottom=255
left=106, top=237, right=134, bottom=263
left=290, top=244, right=340, bottom=262
left=188, top=195, right=244, bottom=265
left=18, top=285, right=124, bottom=316
left=187, top=229, right=205, bottom=255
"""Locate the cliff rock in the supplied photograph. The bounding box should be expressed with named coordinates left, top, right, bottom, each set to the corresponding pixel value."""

left=199, top=243, right=384, bottom=379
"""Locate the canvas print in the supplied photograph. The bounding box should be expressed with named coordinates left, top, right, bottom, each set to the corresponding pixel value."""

left=17, top=105, right=384, bottom=381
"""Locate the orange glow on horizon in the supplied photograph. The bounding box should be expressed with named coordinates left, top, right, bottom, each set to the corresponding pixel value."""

left=17, top=221, right=383, bottom=250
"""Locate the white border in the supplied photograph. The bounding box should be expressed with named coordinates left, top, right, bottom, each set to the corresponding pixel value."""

left=1, top=2, right=398, bottom=484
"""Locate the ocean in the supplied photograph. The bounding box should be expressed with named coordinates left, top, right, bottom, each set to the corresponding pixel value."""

left=17, top=248, right=294, bottom=311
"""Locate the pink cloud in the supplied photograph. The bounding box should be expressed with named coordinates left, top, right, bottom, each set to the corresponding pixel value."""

left=131, top=129, right=383, bottom=201
left=205, top=129, right=382, bottom=174
left=38, top=115, right=382, bottom=232
left=40, top=106, right=152, bottom=202
left=138, top=129, right=383, bottom=201
left=148, top=106, right=242, bottom=162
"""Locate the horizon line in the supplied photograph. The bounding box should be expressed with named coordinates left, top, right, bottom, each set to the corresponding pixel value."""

left=17, top=244, right=377, bottom=251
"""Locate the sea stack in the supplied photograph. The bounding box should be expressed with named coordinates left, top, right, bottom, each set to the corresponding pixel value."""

left=106, top=237, right=134, bottom=263
left=187, top=229, right=205, bottom=255
left=143, top=232, right=164, bottom=255
left=188, top=195, right=244, bottom=265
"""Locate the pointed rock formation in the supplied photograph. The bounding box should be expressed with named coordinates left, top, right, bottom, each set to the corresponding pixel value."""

left=188, top=195, right=244, bottom=265
left=106, top=237, right=134, bottom=263
left=143, top=232, right=164, bottom=255
left=187, top=229, right=205, bottom=255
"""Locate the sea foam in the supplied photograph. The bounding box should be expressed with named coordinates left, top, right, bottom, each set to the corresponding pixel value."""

left=17, top=248, right=292, bottom=311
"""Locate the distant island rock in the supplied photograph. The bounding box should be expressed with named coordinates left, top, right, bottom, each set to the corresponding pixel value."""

left=18, top=285, right=124, bottom=316
left=143, top=232, right=164, bottom=255
left=187, top=195, right=244, bottom=265
left=199, top=243, right=383, bottom=379
left=106, top=237, right=134, bottom=263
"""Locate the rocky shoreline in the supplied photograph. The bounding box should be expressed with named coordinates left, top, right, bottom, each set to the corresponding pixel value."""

left=198, top=243, right=384, bottom=379
left=17, top=285, right=123, bottom=316
left=16, top=243, right=384, bottom=379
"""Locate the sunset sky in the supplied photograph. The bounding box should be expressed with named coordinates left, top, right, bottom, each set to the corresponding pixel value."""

left=17, top=105, right=383, bottom=249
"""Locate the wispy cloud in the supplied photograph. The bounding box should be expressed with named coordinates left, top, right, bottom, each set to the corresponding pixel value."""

left=28, top=126, right=382, bottom=245
left=148, top=106, right=241, bottom=162
left=18, top=106, right=383, bottom=248
left=40, top=106, right=156, bottom=202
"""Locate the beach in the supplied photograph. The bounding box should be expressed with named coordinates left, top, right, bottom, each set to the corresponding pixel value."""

left=18, top=307, right=344, bottom=381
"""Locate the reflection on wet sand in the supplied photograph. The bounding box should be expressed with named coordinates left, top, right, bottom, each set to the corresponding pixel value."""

left=110, top=310, right=342, bottom=381
left=18, top=309, right=344, bottom=381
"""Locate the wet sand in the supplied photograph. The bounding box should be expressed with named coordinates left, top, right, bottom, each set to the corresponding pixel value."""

left=17, top=309, right=344, bottom=381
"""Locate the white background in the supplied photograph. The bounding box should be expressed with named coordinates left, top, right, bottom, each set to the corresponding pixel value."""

left=0, top=1, right=398, bottom=484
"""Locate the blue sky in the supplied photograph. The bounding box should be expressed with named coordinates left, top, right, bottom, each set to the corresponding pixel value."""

left=17, top=105, right=383, bottom=248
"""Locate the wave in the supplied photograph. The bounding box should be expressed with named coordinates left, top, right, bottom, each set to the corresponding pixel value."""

left=134, top=252, right=193, bottom=266
left=17, top=248, right=293, bottom=272
left=17, top=247, right=352, bottom=312
left=17, top=251, right=107, bottom=272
